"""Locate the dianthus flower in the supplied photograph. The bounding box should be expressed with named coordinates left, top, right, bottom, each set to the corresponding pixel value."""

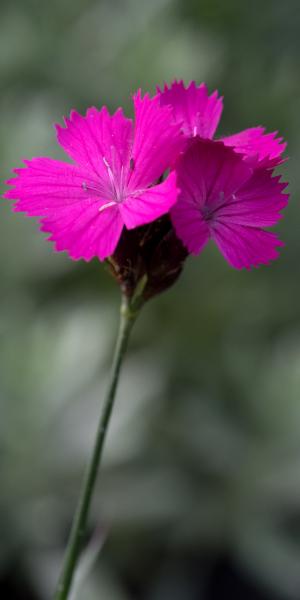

left=4, top=80, right=289, bottom=279
left=4, top=91, right=184, bottom=261
left=171, top=138, right=288, bottom=269
left=158, top=80, right=289, bottom=269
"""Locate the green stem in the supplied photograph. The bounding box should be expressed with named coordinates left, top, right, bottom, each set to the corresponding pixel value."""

left=54, top=293, right=140, bottom=600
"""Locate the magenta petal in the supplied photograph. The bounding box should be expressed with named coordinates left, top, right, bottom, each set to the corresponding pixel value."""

left=211, top=221, right=284, bottom=269
left=158, top=80, right=223, bottom=139
left=175, top=139, right=252, bottom=209
left=56, top=106, right=133, bottom=183
left=5, top=157, right=124, bottom=261
left=216, top=169, right=289, bottom=227
left=171, top=198, right=210, bottom=255
left=221, top=127, right=287, bottom=168
left=121, top=171, right=179, bottom=229
left=42, top=204, right=123, bottom=261
left=5, top=157, right=101, bottom=215
left=128, top=91, right=184, bottom=190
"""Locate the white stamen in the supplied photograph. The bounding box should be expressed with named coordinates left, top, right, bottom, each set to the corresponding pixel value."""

left=102, top=156, right=123, bottom=202
left=103, top=157, right=115, bottom=189
left=99, top=201, right=117, bottom=212
left=193, top=126, right=198, bottom=137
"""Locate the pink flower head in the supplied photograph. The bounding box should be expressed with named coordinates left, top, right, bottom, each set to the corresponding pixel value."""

left=171, top=139, right=289, bottom=269
left=5, top=91, right=184, bottom=261
left=158, top=80, right=287, bottom=169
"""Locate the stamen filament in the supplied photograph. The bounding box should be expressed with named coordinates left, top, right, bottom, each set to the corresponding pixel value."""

left=99, top=201, right=117, bottom=212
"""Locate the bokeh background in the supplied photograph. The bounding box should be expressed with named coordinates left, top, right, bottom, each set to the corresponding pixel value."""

left=0, top=1, right=299, bottom=598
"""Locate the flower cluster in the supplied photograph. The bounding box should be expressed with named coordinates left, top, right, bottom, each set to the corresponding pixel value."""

left=4, top=80, right=289, bottom=296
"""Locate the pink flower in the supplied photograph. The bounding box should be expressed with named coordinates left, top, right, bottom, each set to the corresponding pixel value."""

left=158, top=80, right=286, bottom=168
left=171, top=139, right=289, bottom=269
left=5, top=91, right=184, bottom=261
left=4, top=81, right=289, bottom=274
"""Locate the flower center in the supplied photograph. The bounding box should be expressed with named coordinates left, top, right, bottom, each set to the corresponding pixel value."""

left=81, top=152, right=129, bottom=212
left=102, top=156, right=125, bottom=203
left=202, top=204, right=213, bottom=221
left=201, top=191, right=231, bottom=222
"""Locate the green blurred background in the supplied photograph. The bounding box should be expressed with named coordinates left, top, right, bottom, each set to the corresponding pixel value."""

left=0, top=1, right=299, bottom=598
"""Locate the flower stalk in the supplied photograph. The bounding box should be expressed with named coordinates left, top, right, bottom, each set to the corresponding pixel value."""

left=54, top=290, right=142, bottom=600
